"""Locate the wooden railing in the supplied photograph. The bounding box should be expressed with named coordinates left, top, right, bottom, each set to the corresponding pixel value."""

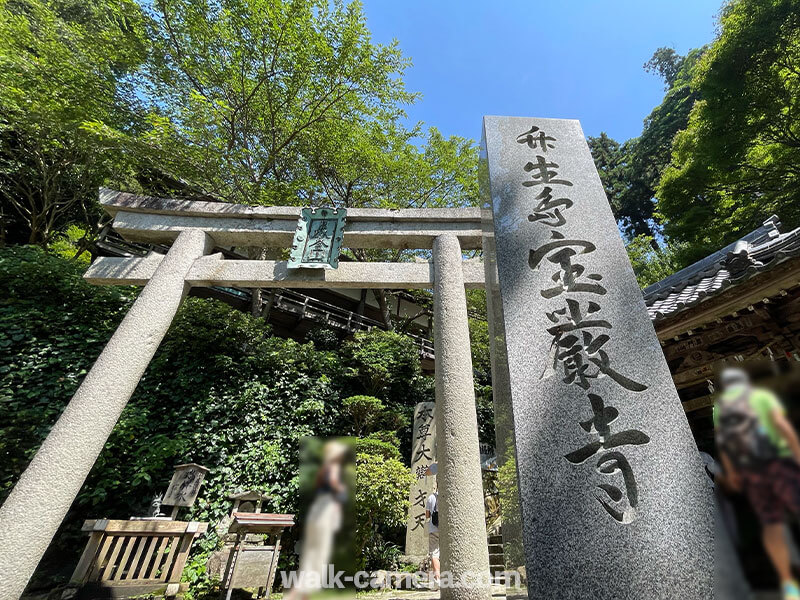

left=271, top=289, right=384, bottom=332
left=270, top=289, right=436, bottom=358
left=68, top=519, right=208, bottom=597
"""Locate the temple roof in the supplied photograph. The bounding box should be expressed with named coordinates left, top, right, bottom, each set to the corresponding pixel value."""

left=644, top=216, right=800, bottom=323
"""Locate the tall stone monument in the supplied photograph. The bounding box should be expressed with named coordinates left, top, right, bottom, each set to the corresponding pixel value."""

left=481, top=116, right=713, bottom=598
left=404, top=402, right=437, bottom=563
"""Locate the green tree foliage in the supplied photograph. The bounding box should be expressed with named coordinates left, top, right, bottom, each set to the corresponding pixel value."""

left=0, top=247, right=430, bottom=589
left=340, top=329, right=428, bottom=401
left=588, top=133, right=651, bottom=237
left=354, top=452, right=413, bottom=569
left=342, top=395, right=384, bottom=436
left=0, top=0, right=479, bottom=258
left=588, top=48, right=704, bottom=241
left=134, top=0, right=478, bottom=222
left=625, top=234, right=689, bottom=288
left=47, top=225, right=93, bottom=264
left=0, top=0, right=148, bottom=244
left=139, top=0, right=416, bottom=206
left=644, top=47, right=685, bottom=89
left=464, top=288, right=491, bottom=382
left=339, top=329, right=428, bottom=459
left=311, top=122, right=478, bottom=211
left=633, top=47, right=704, bottom=227
left=658, top=0, right=800, bottom=260
left=589, top=132, right=626, bottom=215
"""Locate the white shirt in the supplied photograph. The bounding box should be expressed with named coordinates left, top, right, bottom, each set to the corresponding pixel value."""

left=426, top=492, right=438, bottom=533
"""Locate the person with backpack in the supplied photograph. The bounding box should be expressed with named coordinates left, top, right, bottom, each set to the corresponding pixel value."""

left=425, top=463, right=441, bottom=588
left=715, top=367, right=800, bottom=600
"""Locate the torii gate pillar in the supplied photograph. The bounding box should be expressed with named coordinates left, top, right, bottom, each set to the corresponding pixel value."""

left=0, top=230, right=212, bottom=599
left=433, top=233, right=491, bottom=600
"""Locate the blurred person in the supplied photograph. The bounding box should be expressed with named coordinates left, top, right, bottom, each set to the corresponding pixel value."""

left=715, top=367, right=800, bottom=600
left=425, top=463, right=441, bottom=587
left=286, top=440, right=349, bottom=600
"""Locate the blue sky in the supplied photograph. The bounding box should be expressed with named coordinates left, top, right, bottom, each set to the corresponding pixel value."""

left=362, top=0, right=720, bottom=143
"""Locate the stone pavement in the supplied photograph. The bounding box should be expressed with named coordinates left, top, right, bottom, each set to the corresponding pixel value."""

left=359, top=585, right=509, bottom=600
left=371, top=586, right=779, bottom=600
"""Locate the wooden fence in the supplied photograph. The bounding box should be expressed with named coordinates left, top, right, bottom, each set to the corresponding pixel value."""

left=68, top=519, right=208, bottom=598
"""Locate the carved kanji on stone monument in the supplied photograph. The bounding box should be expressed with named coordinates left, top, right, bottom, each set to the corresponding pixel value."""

left=404, top=402, right=437, bottom=562
left=481, top=116, right=713, bottom=599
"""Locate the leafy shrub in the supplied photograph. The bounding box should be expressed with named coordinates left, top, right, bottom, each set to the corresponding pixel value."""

left=362, top=541, right=404, bottom=573
left=0, top=246, right=136, bottom=498
left=354, top=452, right=413, bottom=570
left=305, top=326, right=341, bottom=351
left=365, top=430, right=400, bottom=447
left=353, top=437, right=401, bottom=461
left=340, top=330, right=426, bottom=403
left=342, top=395, right=385, bottom=436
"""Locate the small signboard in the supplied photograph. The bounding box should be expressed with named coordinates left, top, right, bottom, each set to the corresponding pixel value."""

left=162, top=463, right=209, bottom=508
left=229, top=547, right=277, bottom=589
left=288, top=207, right=346, bottom=269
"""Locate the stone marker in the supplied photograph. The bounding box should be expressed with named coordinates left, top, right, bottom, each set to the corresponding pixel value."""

left=481, top=116, right=713, bottom=598
left=404, top=402, right=437, bottom=562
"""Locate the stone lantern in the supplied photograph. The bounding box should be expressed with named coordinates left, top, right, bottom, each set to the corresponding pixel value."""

left=228, top=490, right=269, bottom=515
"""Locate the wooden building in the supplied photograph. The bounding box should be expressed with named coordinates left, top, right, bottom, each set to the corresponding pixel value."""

left=644, top=215, right=800, bottom=452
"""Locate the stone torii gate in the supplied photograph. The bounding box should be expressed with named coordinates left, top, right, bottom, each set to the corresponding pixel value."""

left=0, top=189, right=492, bottom=600
left=0, top=116, right=714, bottom=600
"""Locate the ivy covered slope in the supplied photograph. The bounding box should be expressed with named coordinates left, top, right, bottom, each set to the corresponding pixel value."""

left=0, top=246, right=431, bottom=589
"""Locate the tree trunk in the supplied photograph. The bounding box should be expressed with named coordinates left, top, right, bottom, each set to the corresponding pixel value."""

left=262, top=290, right=277, bottom=320
left=27, top=213, right=43, bottom=245
left=353, top=288, right=368, bottom=331
left=251, top=288, right=263, bottom=317
left=70, top=229, right=94, bottom=261
left=372, top=289, right=394, bottom=331
left=247, top=247, right=269, bottom=316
